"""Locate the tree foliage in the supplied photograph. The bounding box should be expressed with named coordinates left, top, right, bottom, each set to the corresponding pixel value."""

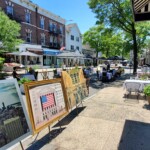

left=88, top=0, right=150, bottom=73
left=83, top=25, right=124, bottom=57
left=0, top=10, right=23, bottom=54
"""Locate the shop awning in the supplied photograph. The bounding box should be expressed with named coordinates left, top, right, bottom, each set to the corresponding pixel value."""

left=27, top=48, right=43, bottom=55
left=43, top=49, right=62, bottom=56
left=57, top=51, right=84, bottom=58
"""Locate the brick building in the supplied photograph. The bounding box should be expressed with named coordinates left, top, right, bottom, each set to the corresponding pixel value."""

left=0, top=0, right=66, bottom=66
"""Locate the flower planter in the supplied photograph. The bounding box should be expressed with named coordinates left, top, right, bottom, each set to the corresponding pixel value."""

left=20, top=84, right=25, bottom=94
left=147, top=96, right=150, bottom=105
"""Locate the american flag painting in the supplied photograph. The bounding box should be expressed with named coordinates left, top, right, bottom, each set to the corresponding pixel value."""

left=40, top=93, right=55, bottom=109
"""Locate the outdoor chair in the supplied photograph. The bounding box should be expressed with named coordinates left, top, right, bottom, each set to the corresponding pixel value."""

left=109, top=70, right=115, bottom=81
left=124, top=82, right=141, bottom=100
left=41, top=71, right=49, bottom=80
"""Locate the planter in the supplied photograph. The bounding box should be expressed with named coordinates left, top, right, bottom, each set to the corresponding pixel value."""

left=20, top=84, right=25, bottom=94
left=146, top=96, right=150, bottom=105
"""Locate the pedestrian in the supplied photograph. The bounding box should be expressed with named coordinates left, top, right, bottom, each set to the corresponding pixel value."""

left=107, top=62, right=110, bottom=71
left=12, top=67, right=20, bottom=81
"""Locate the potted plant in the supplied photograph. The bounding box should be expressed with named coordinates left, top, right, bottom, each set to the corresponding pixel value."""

left=143, top=85, right=150, bottom=105
left=18, top=77, right=31, bottom=94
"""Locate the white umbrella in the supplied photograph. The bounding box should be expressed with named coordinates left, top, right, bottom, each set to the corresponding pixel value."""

left=19, top=51, right=41, bottom=66
left=19, top=51, right=41, bottom=56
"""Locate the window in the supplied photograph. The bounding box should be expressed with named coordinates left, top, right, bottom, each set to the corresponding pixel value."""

left=53, top=23, right=57, bottom=33
left=76, top=46, right=79, bottom=50
left=71, top=45, right=74, bottom=50
left=53, top=36, right=58, bottom=47
left=26, top=32, right=31, bottom=43
left=50, top=35, right=54, bottom=46
left=71, top=35, right=74, bottom=40
left=59, top=37, right=63, bottom=47
left=7, top=6, right=13, bottom=15
left=40, top=18, right=44, bottom=29
left=76, top=37, right=79, bottom=42
left=49, top=22, right=53, bottom=31
left=59, top=25, right=63, bottom=34
left=41, top=34, right=45, bottom=46
left=25, top=12, right=30, bottom=23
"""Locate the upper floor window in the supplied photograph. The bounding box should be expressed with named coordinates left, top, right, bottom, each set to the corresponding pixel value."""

left=49, top=22, right=53, bottom=31
left=26, top=32, right=31, bottom=43
left=40, top=17, right=44, bottom=29
left=25, top=12, right=30, bottom=23
left=41, top=34, right=45, bottom=46
left=49, top=22, right=57, bottom=32
left=59, top=37, right=63, bottom=47
left=76, top=37, right=79, bottom=42
left=7, top=6, right=13, bottom=15
left=59, top=25, right=63, bottom=34
left=50, top=35, right=54, bottom=46
left=53, top=23, right=57, bottom=33
left=76, top=46, right=79, bottom=50
left=71, top=45, right=74, bottom=50
left=71, top=35, right=74, bottom=40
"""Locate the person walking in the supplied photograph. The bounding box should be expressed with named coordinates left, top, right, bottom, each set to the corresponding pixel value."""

left=12, top=67, right=20, bottom=81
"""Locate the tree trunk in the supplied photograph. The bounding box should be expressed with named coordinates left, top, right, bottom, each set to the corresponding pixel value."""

left=96, top=51, right=98, bottom=66
left=132, top=23, right=138, bottom=74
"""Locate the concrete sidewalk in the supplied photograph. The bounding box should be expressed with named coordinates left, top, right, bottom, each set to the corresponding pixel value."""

left=12, top=78, right=150, bottom=150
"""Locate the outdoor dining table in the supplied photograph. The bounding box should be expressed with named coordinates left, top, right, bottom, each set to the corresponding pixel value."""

left=123, top=79, right=150, bottom=92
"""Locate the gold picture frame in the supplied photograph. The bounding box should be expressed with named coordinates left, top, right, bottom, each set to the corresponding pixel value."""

left=24, top=78, right=68, bottom=134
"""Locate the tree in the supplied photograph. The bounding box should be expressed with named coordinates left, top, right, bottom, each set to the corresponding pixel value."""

left=88, top=0, right=150, bottom=73
left=83, top=25, right=124, bottom=59
left=0, top=10, right=23, bottom=54
left=83, top=25, right=104, bottom=61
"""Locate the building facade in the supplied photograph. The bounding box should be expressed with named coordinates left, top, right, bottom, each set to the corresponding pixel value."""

left=0, top=0, right=66, bottom=66
left=65, top=23, right=82, bottom=52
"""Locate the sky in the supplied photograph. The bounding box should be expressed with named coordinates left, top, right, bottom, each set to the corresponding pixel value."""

left=31, top=0, right=97, bottom=34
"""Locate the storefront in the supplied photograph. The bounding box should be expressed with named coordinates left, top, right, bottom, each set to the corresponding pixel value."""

left=43, top=49, right=62, bottom=67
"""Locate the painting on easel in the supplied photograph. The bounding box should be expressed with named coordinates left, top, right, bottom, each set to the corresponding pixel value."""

left=0, top=79, right=32, bottom=150
left=24, top=79, right=68, bottom=134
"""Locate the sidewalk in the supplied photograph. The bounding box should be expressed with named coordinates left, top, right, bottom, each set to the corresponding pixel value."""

left=12, top=73, right=150, bottom=150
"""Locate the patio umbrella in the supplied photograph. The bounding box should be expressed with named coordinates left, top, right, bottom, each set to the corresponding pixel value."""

left=19, top=51, right=41, bottom=66
left=107, top=56, right=125, bottom=60
left=19, top=51, right=41, bottom=56
left=99, top=57, right=107, bottom=60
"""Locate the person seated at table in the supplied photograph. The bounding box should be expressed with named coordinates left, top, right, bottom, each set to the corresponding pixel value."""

left=28, top=67, right=35, bottom=76
left=12, top=67, right=20, bottom=81
left=103, top=67, right=107, bottom=72
left=116, top=66, right=123, bottom=77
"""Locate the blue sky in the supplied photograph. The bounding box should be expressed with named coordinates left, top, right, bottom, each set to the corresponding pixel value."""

left=31, top=0, right=97, bottom=34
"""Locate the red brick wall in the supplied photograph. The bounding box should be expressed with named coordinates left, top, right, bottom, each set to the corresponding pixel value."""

left=0, top=0, right=66, bottom=48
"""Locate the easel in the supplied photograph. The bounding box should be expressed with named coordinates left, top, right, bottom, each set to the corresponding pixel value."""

left=19, top=141, right=24, bottom=150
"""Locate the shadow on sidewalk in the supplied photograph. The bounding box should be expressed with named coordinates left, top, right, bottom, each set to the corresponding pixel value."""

left=118, top=120, right=150, bottom=150
left=53, top=106, right=86, bottom=128
left=26, top=128, right=66, bottom=150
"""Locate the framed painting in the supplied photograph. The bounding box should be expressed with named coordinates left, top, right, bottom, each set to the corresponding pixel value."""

left=61, top=69, right=88, bottom=110
left=131, top=0, right=150, bottom=22
left=24, top=78, right=68, bottom=134
left=0, top=79, right=32, bottom=150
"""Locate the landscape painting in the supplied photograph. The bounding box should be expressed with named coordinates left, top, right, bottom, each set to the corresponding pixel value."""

left=0, top=79, right=31, bottom=150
